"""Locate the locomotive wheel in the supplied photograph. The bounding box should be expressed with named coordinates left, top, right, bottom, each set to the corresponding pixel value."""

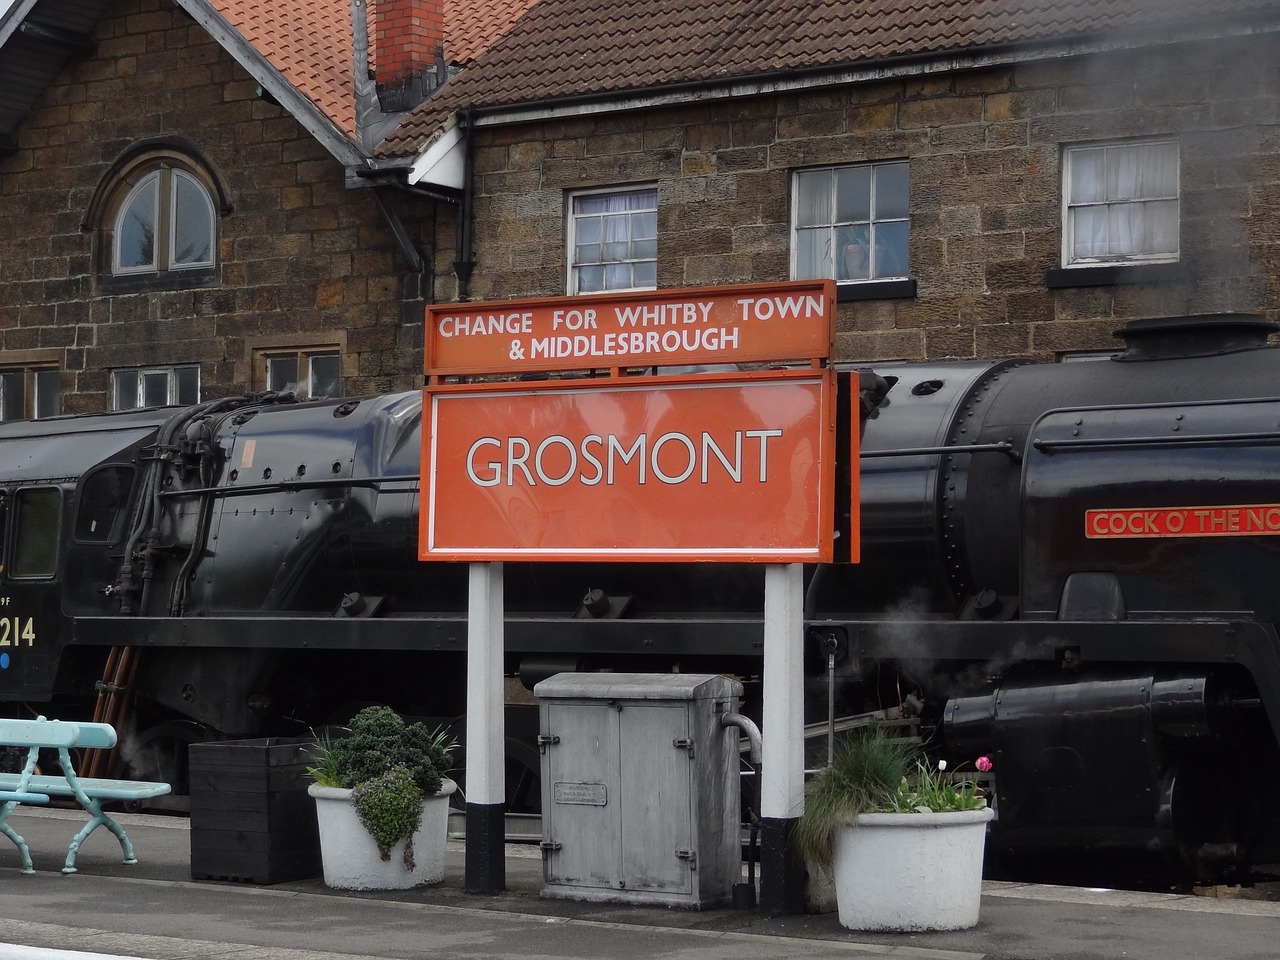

left=444, top=737, right=543, bottom=813
left=118, top=719, right=210, bottom=811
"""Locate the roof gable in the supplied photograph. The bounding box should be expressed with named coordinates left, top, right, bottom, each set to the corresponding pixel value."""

left=201, top=0, right=538, bottom=149
left=0, top=0, right=534, bottom=166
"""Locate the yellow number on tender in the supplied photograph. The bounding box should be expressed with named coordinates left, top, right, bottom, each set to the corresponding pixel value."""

left=0, top=617, right=35, bottom=646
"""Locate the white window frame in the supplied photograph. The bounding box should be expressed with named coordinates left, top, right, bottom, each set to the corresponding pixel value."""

left=791, top=161, right=910, bottom=286
left=264, top=350, right=341, bottom=400
left=113, top=174, right=160, bottom=275
left=112, top=167, right=216, bottom=276
left=566, top=185, right=658, bottom=295
left=1062, top=139, right=1180, bottom=267
left=111, top=366, right=200, bottom=410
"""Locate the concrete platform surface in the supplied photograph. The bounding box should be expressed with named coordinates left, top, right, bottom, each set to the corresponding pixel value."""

left=0, top=807, right=1277, bottom=960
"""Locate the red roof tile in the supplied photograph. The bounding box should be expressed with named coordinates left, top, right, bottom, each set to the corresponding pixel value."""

left=447, top=0, right=538, bottom=66
left=379, top=0, right=1280, bottom=158
left=209, top=0, right=534, bottom=144
left=210, top=0, right=358, bottom=137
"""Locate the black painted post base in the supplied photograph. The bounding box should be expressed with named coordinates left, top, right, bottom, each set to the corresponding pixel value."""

left=758, top=815, right=806, bottom=916
left=464, top=802, right=507, bottom=894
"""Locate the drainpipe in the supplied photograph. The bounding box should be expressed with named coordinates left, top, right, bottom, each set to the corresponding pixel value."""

left=453, top=106, right=477, bottom=301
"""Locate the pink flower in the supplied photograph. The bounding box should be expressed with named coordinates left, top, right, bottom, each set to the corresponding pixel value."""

left=975, top=756, right=993, bottom=773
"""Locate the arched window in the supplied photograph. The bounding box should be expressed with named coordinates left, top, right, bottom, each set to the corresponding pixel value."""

left=112, top=167, right=215, bottom=275
left=87, top=142, right=229, bottom=287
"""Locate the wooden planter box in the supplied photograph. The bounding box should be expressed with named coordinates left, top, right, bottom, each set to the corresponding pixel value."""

left=189, top=737, right=321, bottom=883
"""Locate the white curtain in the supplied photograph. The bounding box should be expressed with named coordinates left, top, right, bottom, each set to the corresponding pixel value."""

left=1071, top=142, right=1177, bottom=260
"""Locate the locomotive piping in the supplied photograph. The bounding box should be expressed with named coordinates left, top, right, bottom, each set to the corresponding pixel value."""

left=113, top=395, right=291, bottom=615
left=860, top=441, right=1017, bottom=460
left=1033, top=427, right=1280, bottom=452
left=155, top=474, right=419, bottom=499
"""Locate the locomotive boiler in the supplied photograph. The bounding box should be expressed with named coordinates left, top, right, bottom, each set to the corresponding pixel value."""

left=1, top=312, right=1279, bottom=886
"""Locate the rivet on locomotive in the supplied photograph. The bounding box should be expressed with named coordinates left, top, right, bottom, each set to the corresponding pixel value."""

left=0, top=313, right=1277, bottom=887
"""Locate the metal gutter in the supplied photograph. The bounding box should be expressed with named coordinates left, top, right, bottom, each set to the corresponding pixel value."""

left=406, top=15, right=1280, bottom=186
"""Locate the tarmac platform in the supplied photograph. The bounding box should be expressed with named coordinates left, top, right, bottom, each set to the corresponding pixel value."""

left=0, top=807, right=1277, bottom=960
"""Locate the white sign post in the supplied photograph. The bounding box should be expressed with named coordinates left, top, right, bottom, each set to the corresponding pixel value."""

left=759, top=562, right=808, bottom=913
left=464, top=561, right=506, bottom=892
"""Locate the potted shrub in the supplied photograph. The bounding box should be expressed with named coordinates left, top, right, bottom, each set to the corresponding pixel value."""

left=306, top=706, right=458, bottom=890
left=796, top=728, right=994, bottom=932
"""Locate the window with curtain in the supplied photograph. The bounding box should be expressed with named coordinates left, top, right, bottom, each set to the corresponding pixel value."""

left=111, top=366, right=200, bottom=410
left=567, top=186, right=658, bottom=294
left=792, top=161, right=910, bottom=285
left=1063, top=140, right=1179, bottom=266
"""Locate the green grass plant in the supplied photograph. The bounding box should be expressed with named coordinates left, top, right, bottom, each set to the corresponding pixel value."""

left=795, top=727, right=989, bottom=868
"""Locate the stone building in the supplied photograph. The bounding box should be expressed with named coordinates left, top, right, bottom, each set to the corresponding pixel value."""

left=4, top=0, right=1280, bottom=418
left=0, top=0, right=531, bottom=417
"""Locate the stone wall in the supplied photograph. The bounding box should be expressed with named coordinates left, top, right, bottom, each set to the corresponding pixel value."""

left=5, top=2, right=1280, bottom=418
left=0, top=0, right=433, bottom=412
left=459, top=32, right=1280, bottom=363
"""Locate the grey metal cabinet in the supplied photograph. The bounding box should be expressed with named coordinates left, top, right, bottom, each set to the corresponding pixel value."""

left=535, top=673, right=743, bottom=908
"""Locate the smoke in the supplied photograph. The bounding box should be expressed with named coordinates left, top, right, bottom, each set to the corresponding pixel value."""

left=868, top=586, right=1021, bottom=705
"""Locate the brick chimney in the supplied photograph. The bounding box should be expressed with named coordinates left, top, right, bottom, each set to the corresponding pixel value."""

left=373, top=0, right=444, bottom=111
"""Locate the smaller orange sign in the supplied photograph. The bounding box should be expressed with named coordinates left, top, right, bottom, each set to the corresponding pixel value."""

left=420, top=370, right=835, bottom=561
left=1086, top=504, right=1280, bottom=539
left=425, top=280, right=835, bottom=376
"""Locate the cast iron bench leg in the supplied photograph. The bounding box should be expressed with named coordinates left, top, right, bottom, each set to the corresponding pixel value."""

left=0, top=801, right=35, bottom=875
left=63, top=800, right=137, bottom=874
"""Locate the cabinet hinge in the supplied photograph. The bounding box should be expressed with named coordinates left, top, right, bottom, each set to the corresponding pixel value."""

left=539, top=840, right=562, bottom=854
left=672, top=737, right=694, bottom=757
left=675, top=848, right=697, bottom=867
left=536, top=734, right=560, bottom=754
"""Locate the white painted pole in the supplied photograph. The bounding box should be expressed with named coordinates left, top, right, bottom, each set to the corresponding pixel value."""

left=761, top=562, right=805, bottom=819
left=465, top=560, right=505, bottom=892
left=759, top=561, right=807, bottom=914
left=466, top=560, right=505, bottom=805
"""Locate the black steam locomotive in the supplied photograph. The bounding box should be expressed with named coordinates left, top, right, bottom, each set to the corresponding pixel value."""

left=1, top=313, right=1278, bottom=886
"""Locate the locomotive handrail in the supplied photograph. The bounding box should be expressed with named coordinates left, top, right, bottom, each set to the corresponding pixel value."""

left=1032, top=429, right=1280, bottom=451
left=860, top=441, right=1016, bottom=458
left=157, top=475, right=421, bottom=498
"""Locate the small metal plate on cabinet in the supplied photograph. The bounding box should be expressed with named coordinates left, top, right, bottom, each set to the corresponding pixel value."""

left=553, top=781, right=607, bottom=806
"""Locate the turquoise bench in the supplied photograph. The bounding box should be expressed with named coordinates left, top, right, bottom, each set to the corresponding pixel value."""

left=0, top=716, right=171, bottom=874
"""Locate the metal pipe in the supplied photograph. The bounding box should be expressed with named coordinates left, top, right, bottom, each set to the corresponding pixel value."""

left=453, top=107, right=477, bottom=300
left=720, top=712, right=762, bottom=765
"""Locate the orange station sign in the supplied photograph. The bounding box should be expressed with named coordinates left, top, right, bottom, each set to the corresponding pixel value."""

left=425, top=281, right=834, bottom=376
left=419, top=280, right=840, bottom=562
left=420, top=370, right=835, bottom=561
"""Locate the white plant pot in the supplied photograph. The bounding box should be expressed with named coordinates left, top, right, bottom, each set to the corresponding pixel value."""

left=831, top=807, right=994, bottom=932
left=308, top=778, right=457, bottom=890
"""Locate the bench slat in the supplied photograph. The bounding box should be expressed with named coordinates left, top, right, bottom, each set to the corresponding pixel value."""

left=0, top=719, right=83, bottom=749
left=0, top=791, right=51, bottom=804
left=0, top=774, right=170, bottom=802
left=69, top=724, right=118, bottom=750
